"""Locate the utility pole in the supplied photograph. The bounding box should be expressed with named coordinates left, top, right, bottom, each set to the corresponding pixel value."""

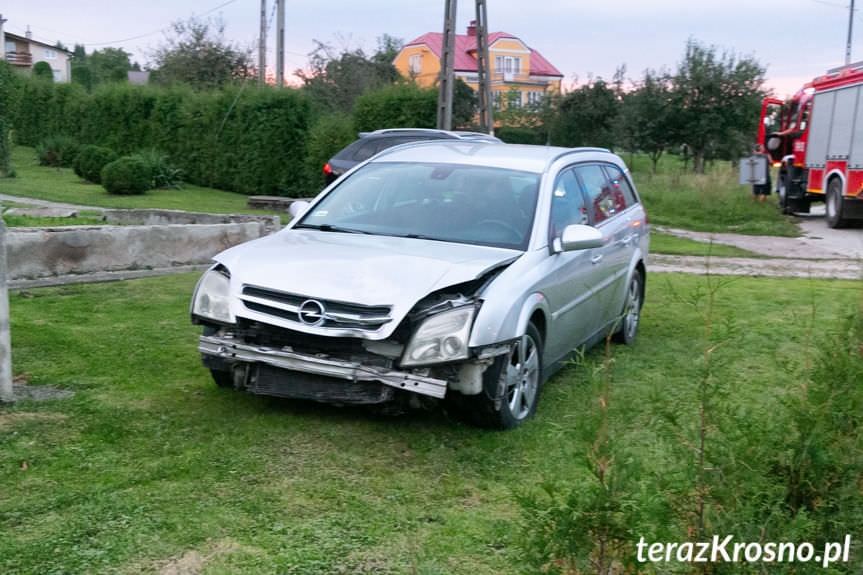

left=475, top=0, right=493, bottom=135
left=0, top=14, right=7, bottom=62
left=437, top=0, right=457, bottom=130
left=258, top=0, right=266, bottom=85
left=0, top=211, right=12, bottom=403
left=847, top=0, right=856, bottom=65
left=276, top=0, right=285, bottom=87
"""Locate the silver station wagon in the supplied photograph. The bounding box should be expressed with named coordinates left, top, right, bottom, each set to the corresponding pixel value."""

left=191, top=142, right=649, bottom=429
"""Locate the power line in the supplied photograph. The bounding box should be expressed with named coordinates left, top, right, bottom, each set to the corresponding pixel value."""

left=80, top=0, right=242, bottom=47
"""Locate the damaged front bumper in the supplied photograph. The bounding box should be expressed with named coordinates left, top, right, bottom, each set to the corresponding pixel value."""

left=199, top=333, right=449, bottom=399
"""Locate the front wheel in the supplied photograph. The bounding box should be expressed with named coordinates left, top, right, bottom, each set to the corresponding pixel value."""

left=613, top=269, right=644, bottom=344
left=777, top=170, right=791, bottom=214
left=465, top=323, right=543, bottom=430
left=826, top=178, right=847, bottom=229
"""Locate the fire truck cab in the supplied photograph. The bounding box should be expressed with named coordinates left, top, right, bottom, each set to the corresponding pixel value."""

left=760, top=62, right=863, bottom=228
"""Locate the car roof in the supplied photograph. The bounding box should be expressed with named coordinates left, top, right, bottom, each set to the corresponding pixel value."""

left=371, top=141, right=614, bottom=174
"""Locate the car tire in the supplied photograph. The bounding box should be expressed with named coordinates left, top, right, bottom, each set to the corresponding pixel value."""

left=613, top=268, right=644, bottom=345
left=464, top=323, right=543, bottom=430
left=210, top=368, right=234, bottom=388
left=826, top=178, right=847, bottom=229
left=777, top=170, right=791, bottom=214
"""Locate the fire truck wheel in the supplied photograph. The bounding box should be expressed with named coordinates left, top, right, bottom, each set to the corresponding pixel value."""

left=777, top=170, right=791, bottom=214
left=826, top=178, right=847, bottom=229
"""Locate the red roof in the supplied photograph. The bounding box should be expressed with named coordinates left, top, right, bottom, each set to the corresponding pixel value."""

left=404, top=31, right=563, bottom=77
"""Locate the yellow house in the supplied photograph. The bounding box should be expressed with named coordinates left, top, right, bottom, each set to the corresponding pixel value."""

left=393, top=21, right=563, bottom=110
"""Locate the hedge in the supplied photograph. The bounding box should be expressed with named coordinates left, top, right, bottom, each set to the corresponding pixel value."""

left=353, top=83, right=436, bottom=132
left=7, top=78, right=313, bottom=196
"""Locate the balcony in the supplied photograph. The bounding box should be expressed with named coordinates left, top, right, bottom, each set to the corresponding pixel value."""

left=5, top=51, right=32, bottom=66
left=491, top=72, right=551, bottom=86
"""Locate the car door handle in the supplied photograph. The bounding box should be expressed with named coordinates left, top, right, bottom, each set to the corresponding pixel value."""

left=591, top=254, right=603, bottom=264
left=618, top=234, right=632, bottom=246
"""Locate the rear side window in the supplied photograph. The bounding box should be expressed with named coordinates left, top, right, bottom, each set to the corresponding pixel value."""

left=603, top=165, right=638, bottom=208
left=549, top=168, right=588, bottom=237
left=574, top=164, right=625, bottom=224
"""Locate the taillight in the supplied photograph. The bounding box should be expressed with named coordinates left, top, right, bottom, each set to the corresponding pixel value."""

left=772, top=162, right=782, bottom=168
left=323, top=163, right=332, bottom=175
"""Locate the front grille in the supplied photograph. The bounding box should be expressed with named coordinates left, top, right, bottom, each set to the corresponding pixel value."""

left=240, top=285, right=392, bottom=330
left=233, top=320, right=395, bottom=368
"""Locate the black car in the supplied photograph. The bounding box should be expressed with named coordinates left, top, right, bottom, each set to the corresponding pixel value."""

left=323, top=128, right=501, bottom=184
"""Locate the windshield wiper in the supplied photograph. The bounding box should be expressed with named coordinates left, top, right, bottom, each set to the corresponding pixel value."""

left=295, top=223, right=371, bottom=234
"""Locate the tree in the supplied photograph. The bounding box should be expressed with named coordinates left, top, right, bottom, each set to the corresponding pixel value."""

left=297, top=39, right=401, bottom=114
left=150, top=16, right=253, bottom=89
left=32, top=61, right=54, bottom=82
left=620, top=69, right=674, bottom=173
left=550, top=78, right=619, bottom=149
left=670, top=39, right=767, bottom=173
left=88, top=48, right=132, bottom=84
left=452, top=77, right=477, bottom=129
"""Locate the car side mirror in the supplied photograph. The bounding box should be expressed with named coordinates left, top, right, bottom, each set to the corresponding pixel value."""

left=288, top=200, right=311, bottom=219
left=559, top=224, right=604, bottom=252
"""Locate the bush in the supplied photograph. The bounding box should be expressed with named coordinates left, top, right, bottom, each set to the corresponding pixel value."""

left=74, top=145, right=118, bottom=184
left=36, top=135, right=80, bottom=167
left=303, top=114, right=355, bottom=194
left=495, top=126, right=547, bottom=145
left=32, top=61, right=54, bottom=82
left=131, top=148, right=183, bottom=189
left=352, top=83, right=436, bottom=132
left=101, top=156, right=153, bottom=195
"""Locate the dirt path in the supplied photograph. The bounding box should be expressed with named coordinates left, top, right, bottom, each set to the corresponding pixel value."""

left=0, top=193, right=103, bottom=211
left=649, top=254, right=861, bottom=280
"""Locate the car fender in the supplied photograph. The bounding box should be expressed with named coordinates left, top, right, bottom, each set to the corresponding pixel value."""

left=470, top=291, right=549, bottom=349
left=610, top=245, right=647, bottom=315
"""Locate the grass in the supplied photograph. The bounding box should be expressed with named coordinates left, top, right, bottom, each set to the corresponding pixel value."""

left=649, top=231, right=763, bottom=258
left=0, top=147, right=279, bottom=215
left=628, top=153, right=801, bottom=237
left=2, top=272, right=861, bottom=574
left=2, top=214, right=109, bottom=227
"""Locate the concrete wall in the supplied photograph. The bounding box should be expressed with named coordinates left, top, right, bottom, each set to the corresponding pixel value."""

left=7, top=222, right=270, bottom=281
left=101, top=209, right=281, bottom=235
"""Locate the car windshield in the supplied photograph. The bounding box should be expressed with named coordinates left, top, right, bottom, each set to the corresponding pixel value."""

left=295, top=161, right=540, bottom=250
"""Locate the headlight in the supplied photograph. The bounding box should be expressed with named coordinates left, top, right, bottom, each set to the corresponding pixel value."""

left=401, top=306, right=475, bottom=366
left=191, top=267, right=235, bottom=324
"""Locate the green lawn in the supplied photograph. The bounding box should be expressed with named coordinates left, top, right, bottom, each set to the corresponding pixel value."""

left=649, top=231, right=762, bottom=258
left=629, top=154, right=800, bottom=237
left=2, top=273, right=861, bottom=574
left=0, top=147, right=276, bottom=215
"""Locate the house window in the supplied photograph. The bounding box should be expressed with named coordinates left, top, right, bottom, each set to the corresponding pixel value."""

left=409, top=54, right=421, bottom=74
left=492, top=90, right=502, bottom=110
left=527, top=91, right=543, bottom=106
left=45, top=49, right=57, bottom=60
left=4, top=41, right=15, bottom=54
left=495, top=56, right=521, bottom=78
left=52, top=69, right=61, bottom=81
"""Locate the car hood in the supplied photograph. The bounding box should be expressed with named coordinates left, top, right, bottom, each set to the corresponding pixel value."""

left=214, top=229, right=521, bottom=339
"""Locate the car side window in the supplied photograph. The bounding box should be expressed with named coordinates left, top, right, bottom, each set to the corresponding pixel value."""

left=575, top=164, right=623, bottom=224
left=603, top=165, right=638, bottom=208
left=549, top=168, right=588, bottom=238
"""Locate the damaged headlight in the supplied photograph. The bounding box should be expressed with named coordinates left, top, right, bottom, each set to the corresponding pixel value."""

left=191, top=266, right=235, bottom=325
left=401, top=306, right=475, bottom=366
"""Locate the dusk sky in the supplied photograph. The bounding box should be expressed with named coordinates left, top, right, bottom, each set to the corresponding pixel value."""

left=2, top=0, right=859, bottom=98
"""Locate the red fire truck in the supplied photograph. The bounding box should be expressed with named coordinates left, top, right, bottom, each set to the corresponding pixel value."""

left=759, top=62, right=863, bottom=227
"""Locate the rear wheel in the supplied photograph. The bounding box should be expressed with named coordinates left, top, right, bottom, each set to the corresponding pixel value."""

left=466, top=323, right=543, bottom=430
left=826, top=178, right=847, bottom=229
left=613, top=269, right=644, bottom=344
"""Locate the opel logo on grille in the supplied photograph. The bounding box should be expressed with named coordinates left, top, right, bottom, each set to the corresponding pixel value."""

left=298, top=299, right=326, bottom=326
